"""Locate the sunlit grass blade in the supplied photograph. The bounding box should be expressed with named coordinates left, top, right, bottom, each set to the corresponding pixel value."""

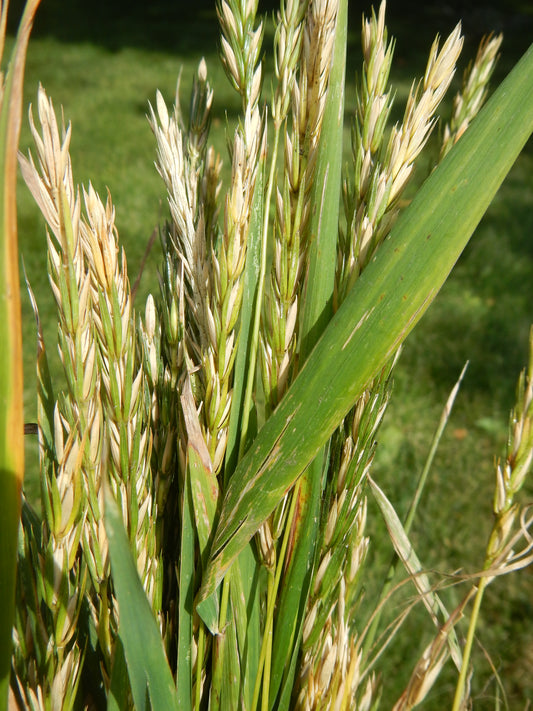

left=104, top=485, right=178, bottom=711
left=199, top=43, right=533, bottom=603
left=0, top=1, right=41, bottom=707
left=298, top=0, right=346, bottom=359
left=269, top=6, right=347, bottom=706
left=225, top=150, right=265, bottom=474
left=368, top=474, right=462, bottom=669
left=364, top=362, right=468, bottom=658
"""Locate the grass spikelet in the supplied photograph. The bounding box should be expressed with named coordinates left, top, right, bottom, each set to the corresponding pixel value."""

left=18, top=85, right=157, bottom=695
left=338, top=9, right=463, bottom=302
left=441, top=32, right=503, bottom=157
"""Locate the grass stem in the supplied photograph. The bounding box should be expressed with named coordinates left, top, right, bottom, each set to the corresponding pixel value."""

left=451, top=577, right=487, bottom=711
left=251, top=481, right=300, bottom=711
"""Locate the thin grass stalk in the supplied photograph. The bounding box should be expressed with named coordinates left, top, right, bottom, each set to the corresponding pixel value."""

left=452, top=327, right=533, bottom=711
left=363, top=362, right=468, bottom=661
left=392, top=591, right=473, bottom=711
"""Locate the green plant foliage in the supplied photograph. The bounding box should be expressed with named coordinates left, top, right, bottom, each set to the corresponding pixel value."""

left=199, top=42, right=533, bottom=600
left=8, top=1, right=533, bottom=709
left=104, top=486, right=178, bottom=711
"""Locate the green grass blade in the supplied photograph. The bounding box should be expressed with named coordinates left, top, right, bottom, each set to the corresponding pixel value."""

left=108, top=638, right=130, bottom=711
left=104, top=485, right=178, bottom=711
left=225, top=150, right=265, bottom=475
left=0, top=2, right=41, bottom=707
left=368, top=475, right=463, bottom=669
left=269, top=3, right=347, bottom=706
left=298, top=0, right=346, bottom=359
left=198, top=43, right=533, bottom=602
left=363, top=362, right=468, bottom=660
left=230, top=555, right=261, bottom=710
left=176, top=458, right=195, bottom=709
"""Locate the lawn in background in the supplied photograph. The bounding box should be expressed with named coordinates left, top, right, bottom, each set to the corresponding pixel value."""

left=13, top=0, right=533, bottom=706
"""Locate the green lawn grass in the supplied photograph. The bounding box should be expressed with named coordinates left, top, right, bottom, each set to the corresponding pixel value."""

left=13, top=0, right=533, bottom=707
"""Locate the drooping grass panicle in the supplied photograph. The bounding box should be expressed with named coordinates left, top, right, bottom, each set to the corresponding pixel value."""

left=441, top=32, right=503, bottom=158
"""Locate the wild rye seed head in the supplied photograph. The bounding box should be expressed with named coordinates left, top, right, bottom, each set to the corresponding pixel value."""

left=441, top=32, right=502, bottom=157
left=337, top=10, right=463, bottom=305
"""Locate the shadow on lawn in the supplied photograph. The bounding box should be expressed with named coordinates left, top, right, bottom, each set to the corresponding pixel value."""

left=6, top=0, right=533, bottom=68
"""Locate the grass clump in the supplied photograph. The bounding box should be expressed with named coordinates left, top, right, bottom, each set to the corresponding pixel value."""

left=4, top=1, right=533, bottom=709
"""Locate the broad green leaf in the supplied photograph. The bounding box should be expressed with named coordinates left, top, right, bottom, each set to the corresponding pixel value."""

left=199, top=43, right=533, bottom=602
left=108, top=638, right=130, bottom=711
left=270, top=1, right=347, bottom=706
left=0, top=1, right=41, bottom=707
left=104, top=486, right=178, bottom=711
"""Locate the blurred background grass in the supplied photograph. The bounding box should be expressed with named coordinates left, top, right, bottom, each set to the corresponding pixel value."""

left=10, top=0, right=533, bottom=706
